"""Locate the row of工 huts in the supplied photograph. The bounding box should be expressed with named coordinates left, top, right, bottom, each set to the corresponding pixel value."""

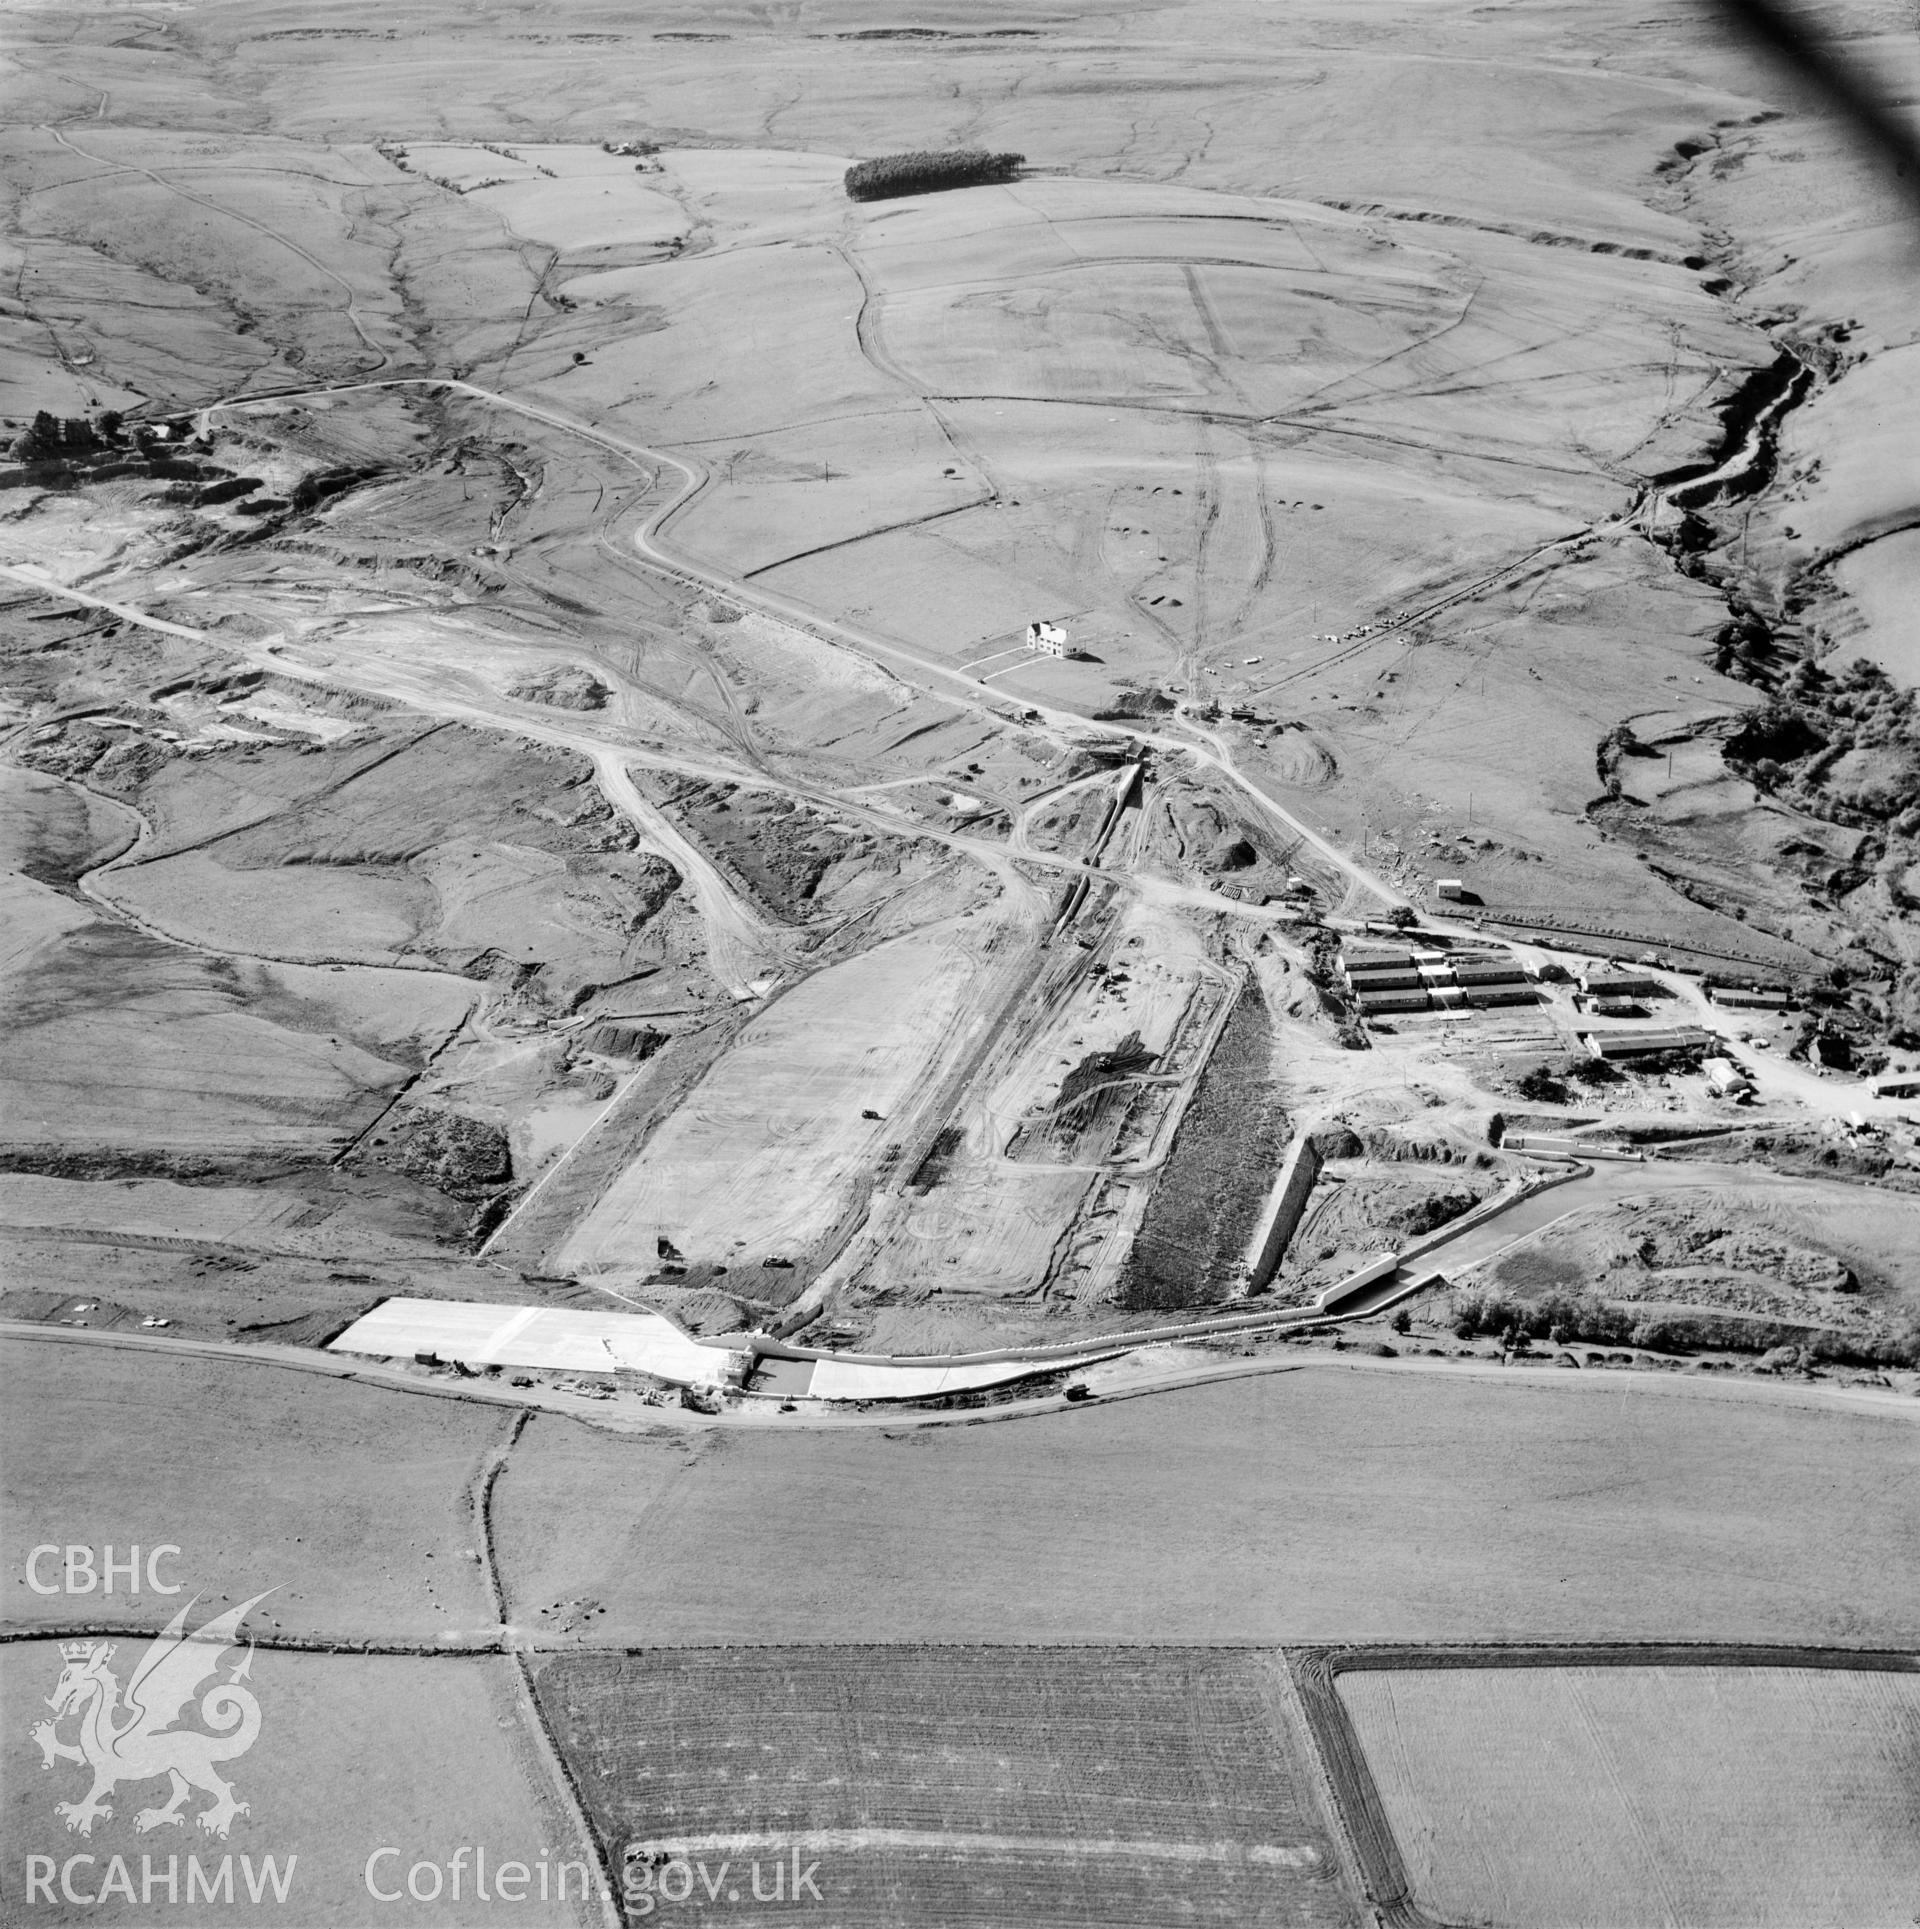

left=1342, top=945, right=1536, bottom=1019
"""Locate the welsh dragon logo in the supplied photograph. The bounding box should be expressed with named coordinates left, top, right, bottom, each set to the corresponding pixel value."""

left=31, top=1592, right=271, bottom=1839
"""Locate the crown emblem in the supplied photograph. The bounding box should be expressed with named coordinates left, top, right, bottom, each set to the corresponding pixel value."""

left=59, top=1641, right=96, bottom=1660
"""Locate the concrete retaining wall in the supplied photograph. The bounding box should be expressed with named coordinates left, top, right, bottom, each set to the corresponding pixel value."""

left=1241, top=1135, right=1324, bottom=1291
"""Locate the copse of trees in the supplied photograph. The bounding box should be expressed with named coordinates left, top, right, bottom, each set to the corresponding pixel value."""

left=1449, top=1284, right=1920, bottom=1366
left=844, top=148, right=1025, bottom=202
left=1512, top=1065, right=1569, bottom=1104
left=1725, top=655, right=1920, bottom=821
left=10, top=410, right=113, bottom=464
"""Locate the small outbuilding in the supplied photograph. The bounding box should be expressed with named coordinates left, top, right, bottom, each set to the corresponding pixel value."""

left=1355, top=988, right=1431, bottom=1015
left=1345, top=965, right=1425, bottom=992
left=1582, top=1026, right=1715, bottom=1061
left=1709, top=985, right=1793, bottom=1011
left=1581, top=967, right=1660, bottom=999
left=1449, top=957, right=1530, bottom=987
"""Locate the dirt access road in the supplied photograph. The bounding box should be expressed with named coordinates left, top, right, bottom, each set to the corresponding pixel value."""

left=181, top=372, right=1416, bottom=920
left=0, top=557, right=787, bottom=1001
left=9, top=1304, right=1912, bottom=1448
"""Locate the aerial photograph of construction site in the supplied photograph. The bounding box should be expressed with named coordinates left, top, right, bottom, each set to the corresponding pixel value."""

left=3, top=0, right=1918, bottom=1922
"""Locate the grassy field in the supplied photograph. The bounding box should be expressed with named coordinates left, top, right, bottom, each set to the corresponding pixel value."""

left=3, top=1338, right=505, bottom=1642
left=1334, top=1661, right=1920, bottom=1927
left=532, top=1646, right=1356, bottom=1928
left=488, top=1365, right=1920, bottom=1648
left=4, top=0, right=1907, bottom=978
left=1, top=1645, right=583, bottom=1926
left=2, top=866, right=460, bottom=1174
left=89, top=718, right=691, bottom=1001
left=0, top=1230, right=494, bottom=1348
left=0, top=1175, right=332, bottom=1248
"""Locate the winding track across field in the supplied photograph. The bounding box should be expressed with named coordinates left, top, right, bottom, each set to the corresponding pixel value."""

left=46, top=125, right=398, bottom=374
left=163, top=371, right=1418, bottom=915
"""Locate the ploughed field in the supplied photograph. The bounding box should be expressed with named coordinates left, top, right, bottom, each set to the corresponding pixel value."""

left=532, top=1646, right=1355, bottom=1929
